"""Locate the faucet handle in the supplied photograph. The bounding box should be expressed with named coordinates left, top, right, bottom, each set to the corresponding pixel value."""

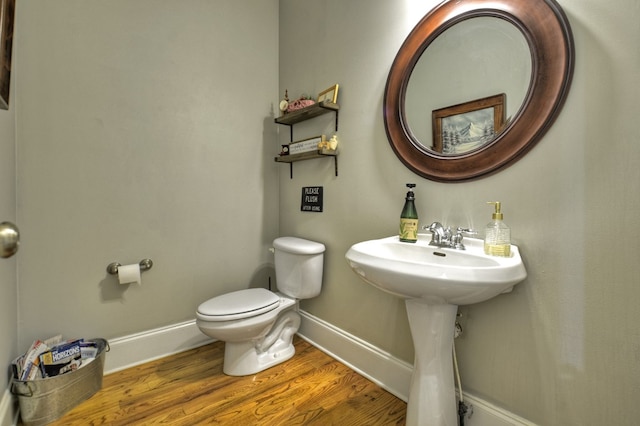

left=456, top=227, right=476, bottom=236
left=451, top=228, right=476, bottom=250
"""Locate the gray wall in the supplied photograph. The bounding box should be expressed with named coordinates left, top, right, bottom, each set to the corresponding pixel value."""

left=15, top=0, right=280, bottom=345
left=279, top=0, right=640, bottom=424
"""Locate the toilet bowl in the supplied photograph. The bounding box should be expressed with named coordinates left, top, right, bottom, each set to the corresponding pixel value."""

left=196, top=237, right=325, bottom=376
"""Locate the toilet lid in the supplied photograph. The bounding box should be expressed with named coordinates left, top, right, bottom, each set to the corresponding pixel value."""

left=197, top=288, right=280, bottom=321
left=273, top=237, right=325, bottom=254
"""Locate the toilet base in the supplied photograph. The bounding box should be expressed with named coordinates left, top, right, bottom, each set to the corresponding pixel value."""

left=223, top=338, right=295, bottom=376
left=222, top=308, right=301, bottom=376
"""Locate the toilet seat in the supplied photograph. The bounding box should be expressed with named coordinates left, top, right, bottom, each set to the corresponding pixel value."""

left=197, top=288, right=280, bottom=322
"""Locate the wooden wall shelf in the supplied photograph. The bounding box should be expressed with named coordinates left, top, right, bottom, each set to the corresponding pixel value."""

left=275, top=100, right=339, bottom=127
left=274, top=149, right=338, bottom=178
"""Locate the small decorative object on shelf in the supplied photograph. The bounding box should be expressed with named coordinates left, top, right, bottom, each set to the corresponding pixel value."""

left=279, top=90, right=290, bottom=114
left=329, top=135, right=339, bottom=150
left=318, top=134, right=339, bottom=151
left=317, top=84, right=339, bottom=104
left=287, top=94, right=315, bottom=112
left=290, top=135, right=323, bottom=155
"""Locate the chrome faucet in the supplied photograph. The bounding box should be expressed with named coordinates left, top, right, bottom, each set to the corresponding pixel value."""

left=424, top=222, right=476, bottom=250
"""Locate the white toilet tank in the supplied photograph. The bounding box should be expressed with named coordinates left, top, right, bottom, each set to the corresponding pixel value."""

left=273, top=237, right=325, bottom=299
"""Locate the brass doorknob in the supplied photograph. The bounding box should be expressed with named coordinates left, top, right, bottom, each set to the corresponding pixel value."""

left=0, top=221, right=20, bottom=258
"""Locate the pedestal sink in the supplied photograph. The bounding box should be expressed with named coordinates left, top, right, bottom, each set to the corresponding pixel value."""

left=345, top=234, right=527, bottom=426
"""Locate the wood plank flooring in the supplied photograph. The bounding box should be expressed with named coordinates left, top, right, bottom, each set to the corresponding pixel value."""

left=41, top=336, right=406, bottom=425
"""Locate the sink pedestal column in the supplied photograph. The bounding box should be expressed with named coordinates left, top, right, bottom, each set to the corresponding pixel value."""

left=405, top=300, right=458, bottom=426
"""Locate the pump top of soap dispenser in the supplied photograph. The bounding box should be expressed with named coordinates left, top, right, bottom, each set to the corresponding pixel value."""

left=405, top=183, right=416, bottom=199
left=488, top=201, right=503, bottom=220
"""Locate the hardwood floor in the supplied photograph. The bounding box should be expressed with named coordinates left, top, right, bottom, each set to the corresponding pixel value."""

left=42, top=337, right=406, bottom=425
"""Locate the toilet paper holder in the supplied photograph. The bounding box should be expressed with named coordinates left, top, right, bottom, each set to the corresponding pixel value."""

left=106, top=259, right=153, bottom=275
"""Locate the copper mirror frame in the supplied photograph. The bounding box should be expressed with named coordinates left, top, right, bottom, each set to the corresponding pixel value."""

left=383, top=0, right=575, bottom=182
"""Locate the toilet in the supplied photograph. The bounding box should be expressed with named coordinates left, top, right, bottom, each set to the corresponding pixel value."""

left=196, top=237, right=325, bottom=376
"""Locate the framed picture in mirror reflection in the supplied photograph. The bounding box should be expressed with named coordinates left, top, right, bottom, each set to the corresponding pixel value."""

left=432, top=93, right=506, bottom=155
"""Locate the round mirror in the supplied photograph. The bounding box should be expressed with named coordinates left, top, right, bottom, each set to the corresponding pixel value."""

left=384, top=0, right=574, bottom=182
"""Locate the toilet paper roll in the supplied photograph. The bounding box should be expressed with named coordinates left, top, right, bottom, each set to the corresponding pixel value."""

left=118, top=263, right=141, bottom=285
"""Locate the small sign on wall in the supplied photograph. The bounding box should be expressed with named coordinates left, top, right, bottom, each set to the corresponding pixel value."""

left=301, top=186, right=323, bottom=212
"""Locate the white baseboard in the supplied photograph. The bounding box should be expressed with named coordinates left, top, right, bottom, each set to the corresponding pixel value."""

left=104, top=319, right=213, bottom=374
left=0, top=388, right=18, bottom=426
left=2, top=315, right=534, bottom=426
left=297, top=310, right=535, bottom=426
left=297, top=310, right=413, bottom=402
left=459, top=393, right=537, bottom=426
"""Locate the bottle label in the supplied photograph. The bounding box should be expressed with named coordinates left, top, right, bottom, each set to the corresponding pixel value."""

left=484, top=243, right=511, bottom=257
left=400, top=218, right=418, bottom=242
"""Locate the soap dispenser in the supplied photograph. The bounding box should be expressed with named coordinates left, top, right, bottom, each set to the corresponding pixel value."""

left=484, top=201, right=511, bottom=257
left=399, top=184, right=418, bottom=243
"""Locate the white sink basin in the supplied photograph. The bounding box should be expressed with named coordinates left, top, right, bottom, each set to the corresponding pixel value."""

left=345, top=234, right=527, bottom=305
